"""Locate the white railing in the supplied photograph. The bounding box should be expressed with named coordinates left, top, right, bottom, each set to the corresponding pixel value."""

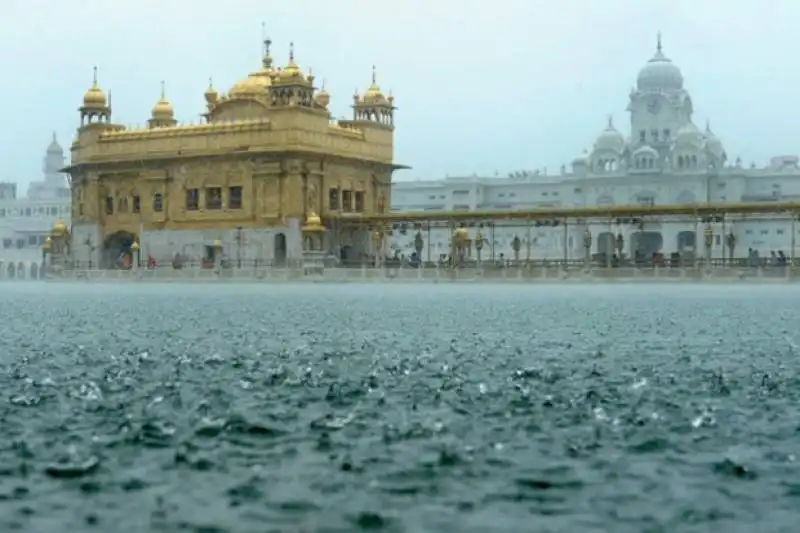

left=38, top=265, right=800, bottom=283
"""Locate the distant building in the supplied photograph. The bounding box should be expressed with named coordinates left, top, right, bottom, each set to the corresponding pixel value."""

left=390, top=35, right=797, bottom=262
left=0, top=134, right=71, bottom=279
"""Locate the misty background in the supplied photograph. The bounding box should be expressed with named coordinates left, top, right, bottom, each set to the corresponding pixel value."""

left=2, top=0, right=799, bottom=187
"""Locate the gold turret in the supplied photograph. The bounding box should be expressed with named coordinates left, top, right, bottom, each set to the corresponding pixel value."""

left=352, top=65, right=395, bottom=127
left=204, top=77, right=218, bottom=106
left=269, top=42, right=317, bottom=109
left=315, top=78, right=330, bottom=109
left=79, top=66, right=111, bottom=126
left=148, top=81, right=177, bottom=128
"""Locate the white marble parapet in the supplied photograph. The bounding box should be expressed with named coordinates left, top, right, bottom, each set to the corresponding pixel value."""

left=40, top=265, right=799, bottom=284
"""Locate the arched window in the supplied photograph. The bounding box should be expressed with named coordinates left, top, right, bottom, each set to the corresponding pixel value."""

left=678, top=156, right=684, bottom=169
left=153, top=193, right=163, bottom=212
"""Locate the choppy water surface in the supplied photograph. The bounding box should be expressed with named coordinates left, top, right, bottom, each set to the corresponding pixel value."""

left=1, top=282, right=800, bottom=532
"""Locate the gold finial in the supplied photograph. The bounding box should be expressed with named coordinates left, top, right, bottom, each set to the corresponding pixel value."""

left=92, top=65, right=98, bottom=87
left=160, top=80, right=166, bottom=100
left=260, top=23, right=273, bottom=68
left=289, top=41, right=295, bottom=62
left=372, top=64, right=377, bottom=84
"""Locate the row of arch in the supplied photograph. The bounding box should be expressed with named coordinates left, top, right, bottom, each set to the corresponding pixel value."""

left=0, top=262, right=43, bottom=280
left=596, top=190, right=696, bottom=206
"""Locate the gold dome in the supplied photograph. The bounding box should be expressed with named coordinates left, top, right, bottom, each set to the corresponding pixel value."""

left=52, top=221, right=68, bottom=235
left=204, top=78, right=218, bottom=101
left=279, top=42, right=305, bottom=80
left=83, top=67, right=107, bottom=108
left=229, top=72, right=272, bottom=97
left=306, top=211, right=322, bottom=226
left=315, top=82, right=330, bottom=107
left=453, top=227, right=469, bottom=241
left=362, top=65, right=386, bottom=103
left=151, top=81, right=174, bottom=119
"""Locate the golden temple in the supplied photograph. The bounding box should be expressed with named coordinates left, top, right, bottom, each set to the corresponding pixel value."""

left=62, top=36, right=405, bottom=268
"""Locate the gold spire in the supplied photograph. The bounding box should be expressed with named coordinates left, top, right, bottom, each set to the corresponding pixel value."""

left=261, top=22, right=273, bottom=68
left=82, top=66, right=107, bottom=107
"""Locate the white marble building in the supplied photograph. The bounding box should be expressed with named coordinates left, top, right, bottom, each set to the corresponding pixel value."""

left=390, top=36, right=799, bottom=262
left=0, top=134, right=71, bottom=279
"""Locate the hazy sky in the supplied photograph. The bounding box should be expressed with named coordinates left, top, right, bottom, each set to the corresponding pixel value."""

left=4, top=0, right=800, bottom=186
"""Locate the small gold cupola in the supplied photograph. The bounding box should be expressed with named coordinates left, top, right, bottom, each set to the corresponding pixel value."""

left=79, top=66, right=111, bottom=126
left=269, top=42, right=316, bottom=109
left=278, top=42, right=305, bottom=81
left=352, top=65, right=395, bottom=127
left=204, top=77, right=218, bottom=107
left=315, top=78, right=330, bottom=109
left=148, top=81, right=177, bottom=128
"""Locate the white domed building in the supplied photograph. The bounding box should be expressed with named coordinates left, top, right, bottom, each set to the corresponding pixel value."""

left=0, top=134, right=72, bottom=280
left=389, top=35, right=799, bottom=263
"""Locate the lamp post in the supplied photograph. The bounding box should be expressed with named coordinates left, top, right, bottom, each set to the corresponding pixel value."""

left=511, top=235, right=521, bottom=264
left=372, top=228, right=382, bottom=268
left=414, top=229, right=424, bottom=265
left=726, top=230, right=736, bottom=265
left=474, top=230, right=484, bottom=266
left=583, top=228, right=592, bottom=267
left=235, top=226, right=243, bottom=269
left=84, top=236, right=94, bottom=269
left=42, top=237, right=51, bottom=277
left=453, top=226, right=469, bottom=266
left=130, top=241, right=140, bottom=272
left=212, top=239, right=223, bottom=272
left=704, top=223, right=713, bottom=267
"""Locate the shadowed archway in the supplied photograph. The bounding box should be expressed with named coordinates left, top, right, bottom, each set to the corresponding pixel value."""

left=274, top=233, right=287, bottom=266
left=30, top=263, right=38, bottom=280
left=102, top=231, right=137, bottom=269
left=6, top=263, right=14, bottom=279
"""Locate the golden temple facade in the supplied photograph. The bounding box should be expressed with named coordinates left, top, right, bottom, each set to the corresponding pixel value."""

left=63, top=38, right=405, bottom=267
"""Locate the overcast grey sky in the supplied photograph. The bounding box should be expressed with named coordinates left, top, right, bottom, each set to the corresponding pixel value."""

left=3, top=0, right=800, bottom=185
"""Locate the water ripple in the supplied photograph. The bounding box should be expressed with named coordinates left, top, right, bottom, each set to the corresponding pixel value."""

left=0, top=282, right=799, bottom=532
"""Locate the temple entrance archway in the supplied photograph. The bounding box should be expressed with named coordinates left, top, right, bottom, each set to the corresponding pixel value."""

left=340, top=245, right=353, bottom=265
left=597, top=232, right=614, bottom=255
left=16, top=262, right=25, bottom=280
left=631, top=231, right=664, bottom=261
left=102, top=231, right=137, bottom=269
left=274, top=233, right=287, bottom=266
left=29, top=263, right=38, bottom=280
left=6, top=263, right=14, bottom=279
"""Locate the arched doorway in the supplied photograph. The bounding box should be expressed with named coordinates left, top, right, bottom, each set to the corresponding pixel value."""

left=7, top=263, right=15, bottom=279
left=677, top=231, right=696, bottom=253
left=29, top=263, right=38, bottom=280
left=102, top=231, right=137, bottom=269
left=16, top=262, right=25, bottom=280
left=274, top=233, right=287, bottom=266
left=0, top=261, right=4, bottom=279
left=597, top=232, right=615, bottom=255
left=631, top=232, right=664, bottom=262
left=340, top=245, right=353, bottom=264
